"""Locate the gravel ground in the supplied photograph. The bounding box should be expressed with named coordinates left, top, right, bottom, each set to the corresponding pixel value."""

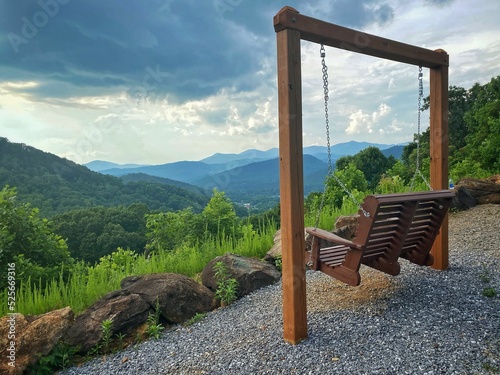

left=62, top=204, right=500, bottom=375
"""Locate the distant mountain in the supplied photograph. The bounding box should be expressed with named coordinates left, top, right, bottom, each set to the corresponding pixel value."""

left=85, top=160, right=149, bottom=172
left=199, top=142, right=400, bottom=166
left=119, top=173, right=209, bottom=196
left=0, top=137, right=209, bottom=216
left=304, top=141, right=405, bottom=162
left=195, top=154, right=328, bottom=201
left=82, top=140, right=405, bottom=209
left=201, top=148, right=279, bottom=165
left=381, top=145, right=405, bottom=159
left=101, top=161, right=227, bottom=183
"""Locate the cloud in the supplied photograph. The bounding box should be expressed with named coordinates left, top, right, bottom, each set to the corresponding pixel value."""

left=0, top=0, right=401, bottom=106
left=302, top=0, right=395, bottom=28
left=0, top=0, right=272, bottom=103
left=345, top=103, right=392, bottom=134
left=1, top=0, right=500, bottom=164
left=425, top=0, right=456, bottom=6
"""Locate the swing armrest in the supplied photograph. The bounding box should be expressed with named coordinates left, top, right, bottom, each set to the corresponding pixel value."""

left=305, top=227, right=361, bottom=249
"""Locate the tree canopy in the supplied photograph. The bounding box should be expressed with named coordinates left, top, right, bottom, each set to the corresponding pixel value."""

left=0, top=137, right=210, bottom=217
left=0, top=186, right=73, bottom=289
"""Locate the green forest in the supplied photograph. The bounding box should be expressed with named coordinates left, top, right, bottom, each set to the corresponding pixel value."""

left=0, top=137, right=212, bottom=217
left=1, top=76, right=499, bottom=318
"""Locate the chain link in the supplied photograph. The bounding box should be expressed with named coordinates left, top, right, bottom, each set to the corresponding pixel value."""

left=314, top=45, right=369, bottom=233
left=410, top=66, right=432, bottom=191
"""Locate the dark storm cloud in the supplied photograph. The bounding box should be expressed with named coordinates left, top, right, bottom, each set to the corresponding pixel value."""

left=425, top=0, right=456, bottom=6
left=304, top=0, right=395, bottom=28
left=0, top=0, right=269, bottom=102
left=0, top=0, right=395, bottom=103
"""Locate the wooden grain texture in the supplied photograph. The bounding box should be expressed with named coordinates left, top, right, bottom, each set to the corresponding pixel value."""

left=274, top=6, right=449, bottom=68
left=429, top=62, right=450, bottom=270
left=274, top=6, right=449, bottom=344
left=305, top=190, right=454, bottom=286
left=276, top=27, right=307, bottom=344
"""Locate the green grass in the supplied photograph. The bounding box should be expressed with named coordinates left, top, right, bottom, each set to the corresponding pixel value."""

left=2, top=186, right=432, bottom=317
left=0, top=220, right=275, bottom=317
left=305, top=199, right=359, bottom=230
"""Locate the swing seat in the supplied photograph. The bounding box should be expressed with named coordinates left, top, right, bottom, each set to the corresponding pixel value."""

left=305, top=190, right=455, bottom=286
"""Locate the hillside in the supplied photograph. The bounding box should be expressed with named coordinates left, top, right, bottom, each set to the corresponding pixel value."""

left=196, top=155, right=327, bottom=194
left=119, top=173, right=209, bottom=195
left=86, top=141, right=402, bottom=211
left=193, top=155, right=328, bottom=209
left=0, top=137, right=210, bottom=216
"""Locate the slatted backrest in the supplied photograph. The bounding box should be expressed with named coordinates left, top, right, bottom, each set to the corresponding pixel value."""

left=354, top=190, right=454, bottom=265
left=399, top=191, right=454, bottom=264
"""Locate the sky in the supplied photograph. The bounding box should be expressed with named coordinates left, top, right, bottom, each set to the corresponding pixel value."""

left=0, top=0, right=499, bottom=165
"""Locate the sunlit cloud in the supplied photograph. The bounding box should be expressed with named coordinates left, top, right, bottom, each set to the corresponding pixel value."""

left=0, top=0, right=499, bottom=163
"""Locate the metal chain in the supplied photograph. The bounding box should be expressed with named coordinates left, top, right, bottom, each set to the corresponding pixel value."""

left=410, top=66, right=432, bottom=191
left=313, top=45, right=331, bottom=230
left=314, top=45, right=369, bottom=232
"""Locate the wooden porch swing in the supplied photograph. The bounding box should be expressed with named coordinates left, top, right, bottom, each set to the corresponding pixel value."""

left=306, top=190, right=454, bottom=286
left=274, top=6, right=450, bottom=344
left=304, top=44, right=454, bottom=287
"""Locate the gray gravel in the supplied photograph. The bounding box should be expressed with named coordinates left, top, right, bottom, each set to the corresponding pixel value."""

left=62, top=204, right=499, bottom=375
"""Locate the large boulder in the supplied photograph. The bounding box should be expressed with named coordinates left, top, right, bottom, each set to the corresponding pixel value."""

left=451, top=186, right=477, bottom=211
left=121, top=273, right=216, bottom=324
left=456, top=176, right=500, bottom=204
left=202, top=253, right=281, bottom=298
left=64, top=290, right=150, bottom=352
left=334, top=215, right=359, bottom=240
left=0, top=307, right=73, bottom=375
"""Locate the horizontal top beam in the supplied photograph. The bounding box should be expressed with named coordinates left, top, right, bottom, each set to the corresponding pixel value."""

left=274, top=6, right=448, bottom=68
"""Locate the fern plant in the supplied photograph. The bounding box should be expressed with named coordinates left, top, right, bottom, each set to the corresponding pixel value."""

left=213, top=261, right=239, bottom=306
left=146, top=299, right=164, bottom=339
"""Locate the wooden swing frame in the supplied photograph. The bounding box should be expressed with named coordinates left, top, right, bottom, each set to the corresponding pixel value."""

left=274, top=6, right=449, bottom=344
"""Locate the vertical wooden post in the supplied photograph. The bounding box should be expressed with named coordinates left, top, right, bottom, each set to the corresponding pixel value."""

left=276, top=27, right=307, bottom=344
left=429, top=51, right=449, bottom=270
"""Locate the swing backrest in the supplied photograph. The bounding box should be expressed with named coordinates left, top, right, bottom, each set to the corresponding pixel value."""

left=306, top=190, right=454, bottom=286
left=356, top=190, right=455, bottom=269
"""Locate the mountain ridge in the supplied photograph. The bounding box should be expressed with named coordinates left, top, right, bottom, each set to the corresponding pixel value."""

left=0, top=137, right=210, bottom=216
left=88, top=141, right=404, bottom=179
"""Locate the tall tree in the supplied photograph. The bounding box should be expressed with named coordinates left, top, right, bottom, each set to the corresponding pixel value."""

left=145, top=208, right=198, bottom=254
left=463, top=77, right=500, bottom=171
left=202, top=189, right=239, bottom=238
left=0, top=186, right=73, bottom=289
left=336, top=147, right=394, bottom=190
left=325, top=163, right=368, bottom=209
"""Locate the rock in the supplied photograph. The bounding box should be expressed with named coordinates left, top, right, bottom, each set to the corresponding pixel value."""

left=64, top=290, right=150, bottom=352
left=263, top=229, right=282, bottom=262
left=334, top=214, right=359, bottom=240
left=0, top=307, right=73, bottom=375
left=121, top=273, right=216, bottom=324
left=202, top=253, right=281, bottom=298
left=456, top=175, right=500, bottom=204
left=451, top=186, right=477, bottom=211
left=264, top=229, right=311, bottom=263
